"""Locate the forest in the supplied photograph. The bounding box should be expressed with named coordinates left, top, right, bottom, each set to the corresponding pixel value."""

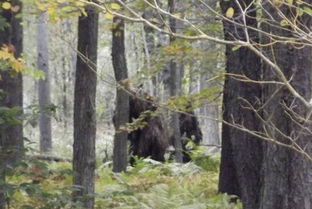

left=1, top=0, right=312, bottom=208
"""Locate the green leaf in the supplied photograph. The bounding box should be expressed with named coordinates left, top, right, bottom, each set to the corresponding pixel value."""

left=111, top=3, right=121, bottom=10
left=2, top=2, right=11, bottom=10
left=104, top=13, right=114, bottom=20
left=232, top=45, right=242, bottom=51
left=0, top=16, right=9, bottom=31
left=286, top=0, right=293, bottom=5
left=296, top=7, right=304, bottom=16
left=280, top=19, right=289, bottom=26
left=303, top=6, right=312, bottom=16
left=297, top=0, right=303, bottom=4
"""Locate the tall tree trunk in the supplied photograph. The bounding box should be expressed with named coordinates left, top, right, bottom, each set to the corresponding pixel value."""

left=112, top=16, right=129, bottom=172
left=260, top=5, right=312, bottom=209
left=37, top=11, right=52, bottom=153
left=218, top=0, right=263, bottom=208
left=169, top=61, right=183, bottom=163
left=0, top=0, right=23, bottom=208
left=62, top=68, right=68, bottom=128
left=72, top=4, right=98, bottom=208
left=142, top=10, right=157, bottom=96
left=168, top=0, right=183, bottom=163
left=199, top=55, right=220, bottom=147
left=186, top=0, right=221, bottom=149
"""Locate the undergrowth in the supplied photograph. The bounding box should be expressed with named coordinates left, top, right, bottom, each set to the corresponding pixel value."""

left=2, top=153, right=241, bottom=209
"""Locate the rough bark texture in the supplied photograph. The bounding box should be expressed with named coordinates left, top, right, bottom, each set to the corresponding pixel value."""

left=200, top=69, right=220, bottom=147
left=112, top=17, right=129, bottom=172
left=0, top=1, right=23, bottom=208
left=72, top=5, right=98, bottom=209
left=260, top=4, right=312, bottom=209
left=0, top=170, right=4, bottom=209
left=142, top=10, right=157, bottom=96
left=203, top=1, right=221, bottom=148
left=168, top=0, right=183, bottom=163
left=169, top=61, right=183, bottom=163
left=37, top=11, right=52, bottom=153
left=218, top=0, right=263, bottom=208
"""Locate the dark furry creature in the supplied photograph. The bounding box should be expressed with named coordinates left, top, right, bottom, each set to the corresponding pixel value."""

left=128, top=93, right=169, bottom=163
left=179, top=110, right=203, bottom=162
left=127, top=88, right=202, bottom=163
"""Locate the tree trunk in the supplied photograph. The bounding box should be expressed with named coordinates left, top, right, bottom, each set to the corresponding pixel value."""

left=37, top=11, right=52, bottom=153
left=0, top=172, right=4, bottom=209
left=72, top=4, right=98, bottom=209
left=260, top=5, right=312, bottom=209
left=199, top=59, right=220, bottom=147
left=142, top=10, right=157, bottom=96
left=0, top=0, right=23, bottom=208
left=167, top=0, right=183, bottom=163
left=112, top=16, right=129, bottom=172
left=218, top=0, right=263, bottom=208
left=169, top=61, right=183, bottom=163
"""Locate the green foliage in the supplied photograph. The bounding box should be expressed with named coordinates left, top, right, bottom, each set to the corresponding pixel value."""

left=0, top=15, right=9, bottom=31
left=2, top=159, right=77, bottom=209
left=23, top=104, right=57, bottom=128
left=5, top=157, right=241, bottom=209
left=23, top=0, right=86, bottom=21
left=122, top=110, right=156, bottom=132
left=96, top=160, right=242, bottom=209
left=23, top=66, right=45, bottom=80
left=165, top=85, right=221, bottom=112
left=0, top=45, right=45, bottom=79
left=190, top=146, right=221, bottom=172
left=0, top=106, right=23, bottom=127
left=0, top=45, right=24, bottom=73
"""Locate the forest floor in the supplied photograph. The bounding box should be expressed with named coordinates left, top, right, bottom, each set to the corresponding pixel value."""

left=6, top=152, right=241, bottom=209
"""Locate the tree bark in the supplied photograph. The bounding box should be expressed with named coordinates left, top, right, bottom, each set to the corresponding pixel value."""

left=199, top=58, right=220, bottom=147
left=218, top=0, right=263, bottom=208
left=37, top=11, right=52, bottom=153
left=142, top=10, right=157, bottom=96
left=169, top=60, right=183, bottom=163
left=0, top=0, right=23, bottom=208
left=168, top=0, right=183, bottom=163
left=72, top=4, right=98, bottom=209
left=260, top=5, right=312, bottom=209
left=112, top=16, right=129, bottom=172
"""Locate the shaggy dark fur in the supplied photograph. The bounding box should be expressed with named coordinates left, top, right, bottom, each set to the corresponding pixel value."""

left=127, top=89, right=202, bottom=163
left=128, top=93, right=169, bottom=163
left=179, top=110, right=203, bottom=162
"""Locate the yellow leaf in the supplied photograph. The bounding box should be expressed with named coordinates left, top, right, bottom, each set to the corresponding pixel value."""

left=104, top=13, right=114, bottom=20
left=297, top=0, right=303, bottom=4
left=35, top=0, right=47, bottom=11
left=272, top=0, right=283, bottom=7
left=225, top=7, right=234, bottom=18
left=173, top=13, right=181, bottom=18
left=2, top=2, right=11, bottom=10
left=280, top=19, right=289, bottom=26
left=111, top=3, right=121, bottom=10
left=232, top=45, right=242, bottom=51
left=11, top=60, right=24, bottom=72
